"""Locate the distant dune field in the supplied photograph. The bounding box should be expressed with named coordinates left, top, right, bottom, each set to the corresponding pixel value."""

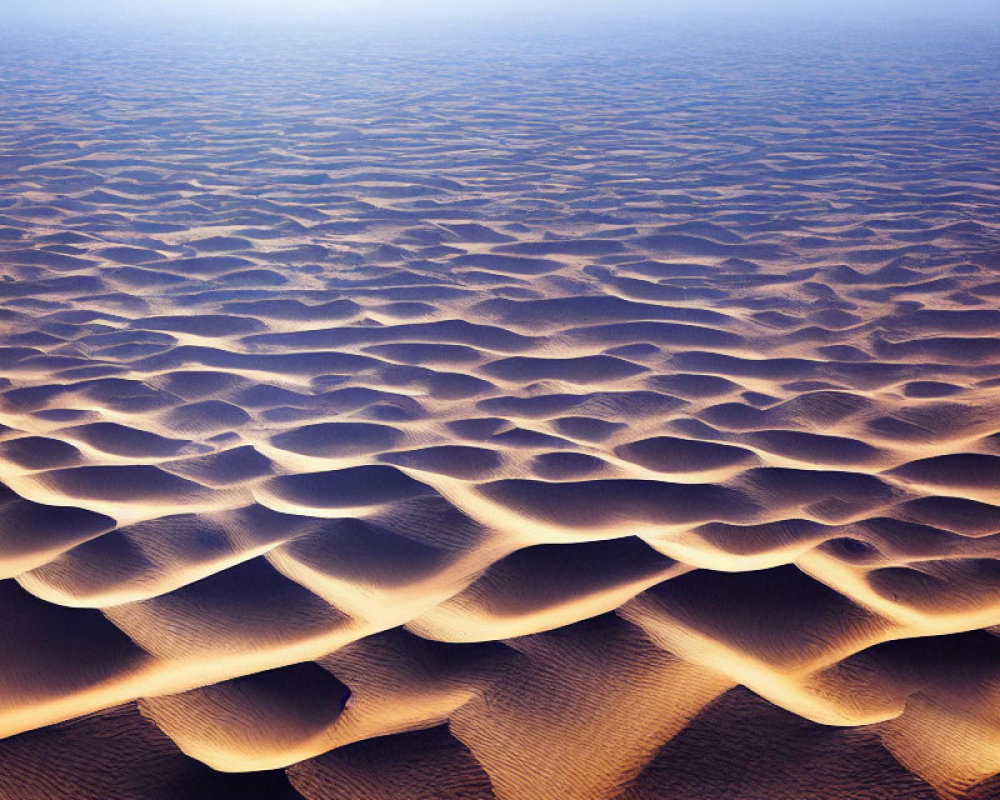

left=0, top=19, right=999, bottom=800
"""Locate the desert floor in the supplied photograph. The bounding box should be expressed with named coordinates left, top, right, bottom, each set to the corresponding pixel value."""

left=0, top=18, right=999, bottom=800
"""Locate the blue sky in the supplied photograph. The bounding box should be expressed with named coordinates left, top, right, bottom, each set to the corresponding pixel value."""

left=7, top=0, right=1000, bottom=23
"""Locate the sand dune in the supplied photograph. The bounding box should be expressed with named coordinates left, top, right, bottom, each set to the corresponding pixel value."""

left=0, top=17, right=998, bottom=800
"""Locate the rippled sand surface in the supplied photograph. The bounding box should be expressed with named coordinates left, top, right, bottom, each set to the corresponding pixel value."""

left=1, top=19, right=999, bottom=800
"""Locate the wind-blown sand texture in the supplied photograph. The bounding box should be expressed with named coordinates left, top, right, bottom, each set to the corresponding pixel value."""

left=1, top=20, right=999, bottom=800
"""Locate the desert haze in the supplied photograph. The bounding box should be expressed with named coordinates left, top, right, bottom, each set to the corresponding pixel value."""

left=0, top=9, right=999, bottom=800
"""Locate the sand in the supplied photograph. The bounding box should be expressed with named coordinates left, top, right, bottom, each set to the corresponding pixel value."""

left=0, top=18, right=999, bottom=800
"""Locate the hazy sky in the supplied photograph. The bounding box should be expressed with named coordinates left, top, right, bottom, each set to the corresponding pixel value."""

left=7, top=0, right=1000, bottom=26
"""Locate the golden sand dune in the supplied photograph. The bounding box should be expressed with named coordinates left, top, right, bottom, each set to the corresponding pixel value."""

left=0, top=18, right=999, bottom=800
